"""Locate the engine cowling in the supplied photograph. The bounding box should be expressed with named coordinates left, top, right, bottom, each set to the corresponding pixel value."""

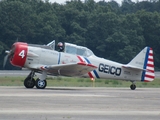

left=10, top=42, right=28, bottom=68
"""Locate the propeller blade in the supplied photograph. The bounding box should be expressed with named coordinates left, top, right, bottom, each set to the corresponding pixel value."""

left=3, top=50, right=11, bottom=68
left=5, top=50, right=10, bottom=54
left=3, top=54, right=9, bottom=68
left=3, top=44, right=16, bottom=68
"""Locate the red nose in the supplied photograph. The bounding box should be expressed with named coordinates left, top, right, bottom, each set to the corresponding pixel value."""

left=10, top=42, right=28, bottom=68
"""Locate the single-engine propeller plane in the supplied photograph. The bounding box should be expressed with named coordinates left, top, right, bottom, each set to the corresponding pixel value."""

left=4, top=40, right=155, bottom=90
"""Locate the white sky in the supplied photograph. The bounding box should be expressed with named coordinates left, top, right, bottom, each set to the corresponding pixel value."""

left=48, top=0, right=144, bottom=5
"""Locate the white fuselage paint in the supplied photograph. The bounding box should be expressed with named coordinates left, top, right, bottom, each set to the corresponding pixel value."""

left=24, top=46, right=142, bottom=82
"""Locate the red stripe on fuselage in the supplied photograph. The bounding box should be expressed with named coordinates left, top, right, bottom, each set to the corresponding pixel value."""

left=77, top=56, right=84, bottom=63
left=88, top=72, right=94, bottom=79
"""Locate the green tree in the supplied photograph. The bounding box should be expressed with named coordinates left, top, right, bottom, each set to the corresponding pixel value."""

left=136, top=10, right=160, bottom=69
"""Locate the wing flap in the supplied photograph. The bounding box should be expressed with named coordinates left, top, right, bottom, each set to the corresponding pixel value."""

left=38, top=62, right=97, bottom=76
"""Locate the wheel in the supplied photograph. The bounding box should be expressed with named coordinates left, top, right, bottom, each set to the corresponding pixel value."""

left=35, top=78, right=47, bottom=89
left=130, top=84, right=136, bottom=90
left=24, top=77, right=35, bottom=88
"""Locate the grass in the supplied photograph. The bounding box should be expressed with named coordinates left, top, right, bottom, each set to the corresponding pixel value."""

left=0, top=76, right=160, bottom=88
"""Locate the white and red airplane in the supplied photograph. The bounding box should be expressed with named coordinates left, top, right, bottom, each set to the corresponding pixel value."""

left=4, top=41, right=155, bottom=90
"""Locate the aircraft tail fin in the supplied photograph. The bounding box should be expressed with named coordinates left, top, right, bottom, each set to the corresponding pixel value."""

left=123, top=47, right=155, bottom=82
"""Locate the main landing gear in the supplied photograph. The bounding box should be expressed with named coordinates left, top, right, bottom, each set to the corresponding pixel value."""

left=24, top=71, right=47, bottom=89
left=130, top=81, right=136, bottom=90
left=24, top=71, right=35, bottom=88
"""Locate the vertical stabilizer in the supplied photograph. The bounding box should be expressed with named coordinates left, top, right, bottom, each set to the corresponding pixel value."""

left=127, top=47, right=155, bottom=82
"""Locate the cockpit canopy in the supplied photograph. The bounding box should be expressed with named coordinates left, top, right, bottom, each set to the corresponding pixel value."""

left=45, top=40, right=95, bottom=57
left=64, top=43, right=94, bottom=57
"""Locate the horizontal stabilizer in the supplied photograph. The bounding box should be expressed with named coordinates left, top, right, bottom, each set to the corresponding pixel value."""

left=122, top=65, right=145, bottom=71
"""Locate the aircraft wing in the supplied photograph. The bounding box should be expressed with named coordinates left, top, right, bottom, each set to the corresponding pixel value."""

left=37, top=62, right=97, bottom=76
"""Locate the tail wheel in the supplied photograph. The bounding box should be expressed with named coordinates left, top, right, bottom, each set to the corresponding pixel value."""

left=35, top=78, right=47, bottom=89
left=24, top=77, right=35, bottom=88
left=130, top=84, right=136, bottom=90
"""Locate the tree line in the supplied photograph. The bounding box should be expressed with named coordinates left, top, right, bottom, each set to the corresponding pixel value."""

left=0, top=0, right=160, bottom=70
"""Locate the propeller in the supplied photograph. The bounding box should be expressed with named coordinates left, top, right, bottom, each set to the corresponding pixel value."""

left=3, top=45, right=16, bottom=68
left=3, top=38, right=20, bottom=68
left=3, top=51, right=10, bottom=68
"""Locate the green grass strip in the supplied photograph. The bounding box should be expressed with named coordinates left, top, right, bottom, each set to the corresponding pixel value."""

left=0, top=76, right=160, bottom=88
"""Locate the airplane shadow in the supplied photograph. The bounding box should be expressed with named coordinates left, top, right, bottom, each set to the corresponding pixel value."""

left=44, top=87, right=82, bottom=91
left=14, top=86, right=88, bottom=91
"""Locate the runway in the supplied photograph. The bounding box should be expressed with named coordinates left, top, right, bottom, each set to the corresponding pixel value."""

left=0, top=87, right=160, bottom=120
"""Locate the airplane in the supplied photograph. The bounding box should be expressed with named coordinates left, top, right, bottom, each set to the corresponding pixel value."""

left=3, top=40, right=155, bottom=90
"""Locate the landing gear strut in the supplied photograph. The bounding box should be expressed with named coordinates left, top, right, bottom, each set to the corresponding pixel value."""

left=24, top=71, right=35, bottom=88
left=24, top=71, right=47, bottom=89
left=130, top=81, right=136, bottom=90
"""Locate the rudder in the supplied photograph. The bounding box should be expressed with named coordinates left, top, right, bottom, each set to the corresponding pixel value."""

left=141, top=47, right=155, bottom=82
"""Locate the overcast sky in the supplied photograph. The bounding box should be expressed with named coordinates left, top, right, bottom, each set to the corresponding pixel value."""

left=48, top=0, right=144, bottom=5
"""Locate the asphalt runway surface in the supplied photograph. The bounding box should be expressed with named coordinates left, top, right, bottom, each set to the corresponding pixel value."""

left=0, top=87, right=160, bottom=120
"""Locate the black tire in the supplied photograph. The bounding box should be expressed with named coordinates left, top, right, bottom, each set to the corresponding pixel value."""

left=35, top=78, right=47, bottom=89
left=130, top=84, right=136, bottom=90
left=24, top=77, right=35, bottom=88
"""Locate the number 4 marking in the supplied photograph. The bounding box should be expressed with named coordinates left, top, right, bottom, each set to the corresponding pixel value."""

left=19, top=50, right=25, bottom=58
